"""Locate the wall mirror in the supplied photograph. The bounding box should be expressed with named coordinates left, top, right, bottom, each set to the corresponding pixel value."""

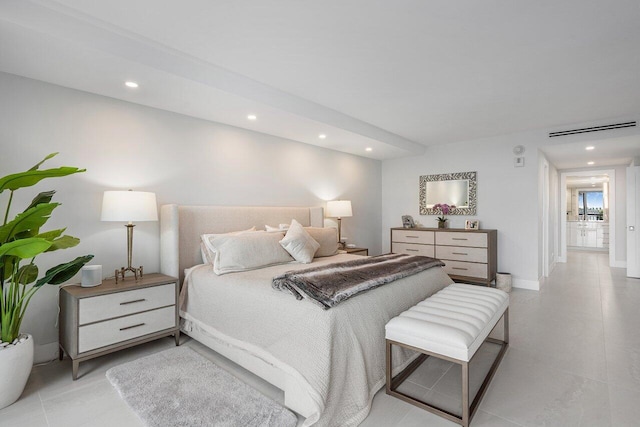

left=419, top=171, right=477, bottom=215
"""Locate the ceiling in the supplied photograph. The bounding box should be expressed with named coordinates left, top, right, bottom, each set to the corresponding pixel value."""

left=1, top=1, right=640, bottom=160
left=541, top=134, right=640, bottom=170
left=566, top=175, right=608, bottom=189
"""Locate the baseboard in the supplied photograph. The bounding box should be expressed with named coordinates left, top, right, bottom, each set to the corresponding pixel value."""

left=611, top=260, right=627, bottom=268
left=34, top=342, right=59, bottom=365
left=512, top=278, right=540, bottom=291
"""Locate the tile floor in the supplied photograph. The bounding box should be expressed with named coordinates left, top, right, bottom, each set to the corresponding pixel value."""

left=1, top=250, right=638, bottom=427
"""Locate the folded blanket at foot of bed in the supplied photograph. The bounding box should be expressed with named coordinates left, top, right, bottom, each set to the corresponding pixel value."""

left=272, top=253, right=445, bottom=309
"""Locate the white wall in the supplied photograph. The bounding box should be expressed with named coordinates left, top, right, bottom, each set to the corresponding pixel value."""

left=0, top=72, right=382, bottom=362
left=382, top=132, right=542, bottom=290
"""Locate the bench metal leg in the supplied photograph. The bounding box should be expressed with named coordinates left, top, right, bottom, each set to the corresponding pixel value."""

left=462, top=361, right=470, bottom=427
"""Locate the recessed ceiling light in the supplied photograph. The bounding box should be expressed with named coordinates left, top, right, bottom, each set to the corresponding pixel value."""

left=365, top=147, right=373, bottom=152
left=125, top=81, right=139, bottom=88
left=587, top=161, right=595, bottom=165
left=318, top=134, right=327, bottom=139
left=585, top=146, right=595, bottom=150
left=247, top=114, right=257, bottom=121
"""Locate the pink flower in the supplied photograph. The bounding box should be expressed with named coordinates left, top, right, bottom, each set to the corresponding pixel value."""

left=433, top=203, right=456, bottom=222
left=433, top=203, right=456, bottom=215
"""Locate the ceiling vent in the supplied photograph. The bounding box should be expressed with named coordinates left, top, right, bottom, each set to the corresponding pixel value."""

left=548, top=121, right=636, bottom=138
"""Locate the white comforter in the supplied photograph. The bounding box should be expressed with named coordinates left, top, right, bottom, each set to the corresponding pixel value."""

left=180, top=254, right=453, bottom=427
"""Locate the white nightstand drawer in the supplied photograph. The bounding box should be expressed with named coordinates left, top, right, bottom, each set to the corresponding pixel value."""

left=436, top=232, right=487, bottom=248
left=79, top=283, right=175, bottom=325
left=443, top=260, right=488, bottom=279
left=392, top=230, right=434, bottom=245
left=436, top=246, right=488, bottom=263
left=78, top=306, right=176, bottom=353
left=392, top=242, right=435, bottom=257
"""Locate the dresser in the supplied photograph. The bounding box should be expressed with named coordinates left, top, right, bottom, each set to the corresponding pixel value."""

left=59, top=273, right=179, bottom=379
left=391, top=228, right=497, bottom=286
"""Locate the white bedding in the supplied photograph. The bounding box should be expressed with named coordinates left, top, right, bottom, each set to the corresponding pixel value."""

left=180, top=254, right=453, bottom=427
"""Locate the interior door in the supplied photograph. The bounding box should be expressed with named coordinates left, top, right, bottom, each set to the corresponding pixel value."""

left=628, top=165, right=639, bottom=278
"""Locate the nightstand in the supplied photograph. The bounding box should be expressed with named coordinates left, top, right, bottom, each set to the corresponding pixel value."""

left=59, top=273, right=179, bottom=380
left=343, top=247, right=369, bottom=256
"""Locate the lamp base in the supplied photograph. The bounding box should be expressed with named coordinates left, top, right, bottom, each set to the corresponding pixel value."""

left=115, top=265, right=144, bottom=284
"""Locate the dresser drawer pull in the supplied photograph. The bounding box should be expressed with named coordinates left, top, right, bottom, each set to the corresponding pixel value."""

left=120, top=298, right=146, bottom=305
left=120, top=323, right=146, bottom=331
left=406, top=236, right=419, bottom=239
left=405, top=249, right=419, bottom=252
left=452, top=267, right=468, bottom=271
left=452, top=238, right=468, bottom=241
left=452, top=252, right=468, bottom=255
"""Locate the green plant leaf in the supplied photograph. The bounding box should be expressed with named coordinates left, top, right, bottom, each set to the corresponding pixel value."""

left=1, top=256, right=17, bottom=280
left=0, top=203, right=59, bottom=243
left=28, top=152, right=58, bottom=171
left=36, top=228, right=66, bottom=241
left=17, top=264, right=38, bottom=284
left=23, top=190, right=56, bottom=212
left=45, top=235, right=80, bottom=252
left=0, top=167, right=86, bottom=194
left=0, top=238, right=52, bottom=259
left=34, top=255, right=94, bottom=287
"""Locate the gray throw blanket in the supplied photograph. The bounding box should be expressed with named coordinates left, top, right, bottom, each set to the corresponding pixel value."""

left=272, top=253, right=445, bottom=309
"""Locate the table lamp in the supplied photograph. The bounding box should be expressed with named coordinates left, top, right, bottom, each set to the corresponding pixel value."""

left=101, top=190, right=158, bottom=283
left=326, top=200, right=352, bottom=248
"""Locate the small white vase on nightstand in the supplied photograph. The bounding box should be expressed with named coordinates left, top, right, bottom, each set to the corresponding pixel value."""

left=0, top=333, right=34, bottom=409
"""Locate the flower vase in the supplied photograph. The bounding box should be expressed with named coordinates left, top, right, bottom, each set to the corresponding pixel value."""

left=438, top=221, right=446, bottom=229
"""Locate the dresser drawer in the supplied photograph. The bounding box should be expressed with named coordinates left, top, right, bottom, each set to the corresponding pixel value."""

left=392, top=242, right=435, bottom=257
left=78, top=306, right=176, bottom=353
left=392, top=230, right=434, bottom=245
left=436, top=232, right=487, bottom=248
left=436, top=246, right=488, bottom=263
left=442, top=260, right=488, bottom=279
left=79, top=283, right=175, bottom=325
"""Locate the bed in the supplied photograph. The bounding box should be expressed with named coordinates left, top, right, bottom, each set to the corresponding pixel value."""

left=160, top=204, right=453, bottom=427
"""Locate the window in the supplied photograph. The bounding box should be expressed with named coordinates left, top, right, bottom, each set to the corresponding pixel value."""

left=578, top=191, right=603, bottom=220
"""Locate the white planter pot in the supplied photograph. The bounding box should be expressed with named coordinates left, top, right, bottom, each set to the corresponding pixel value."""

left=0, top=334, right=34, bottom=410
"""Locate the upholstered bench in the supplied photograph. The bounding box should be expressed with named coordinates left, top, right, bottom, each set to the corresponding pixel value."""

left=385, top=283, right=509, bottom=427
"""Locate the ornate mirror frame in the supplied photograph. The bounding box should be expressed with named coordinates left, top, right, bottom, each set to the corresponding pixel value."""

left=419, top=171, right=477, bottom=215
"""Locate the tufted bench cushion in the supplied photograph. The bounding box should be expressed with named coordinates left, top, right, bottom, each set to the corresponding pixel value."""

left=385, top=283, right=509, bottom=361
left=385, top=283, right=509, bottom=427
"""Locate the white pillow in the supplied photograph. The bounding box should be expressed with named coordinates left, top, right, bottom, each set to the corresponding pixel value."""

left=279, top=219, right=320, bottom=263
left=265, top=223, right=291, bottom=232
left=211, top=232, right=293, bottom=275
left=200, top=227, right=257, bottom=264
left=305, top=227, right=339, bottom=257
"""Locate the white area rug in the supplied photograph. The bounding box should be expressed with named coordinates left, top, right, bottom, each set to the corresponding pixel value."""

left=106, top=346, right=297, bottom=427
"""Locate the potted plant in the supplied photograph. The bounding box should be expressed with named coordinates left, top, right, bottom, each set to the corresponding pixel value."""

left=0, top=153, right=93, bottom=409
left=432, top=203, right=456, bottom=228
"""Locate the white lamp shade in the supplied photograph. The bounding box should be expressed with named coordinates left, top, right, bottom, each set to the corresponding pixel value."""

left=326, top=200, right=353, bottom=218
left=101, top=191, right=158, bottom=222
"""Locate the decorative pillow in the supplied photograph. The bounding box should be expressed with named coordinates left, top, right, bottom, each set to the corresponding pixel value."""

left=211, top=232, right=293, bottom=275
left=304, top=227, right=339, bottom=257
left=200, top=227, right=257, bottom=264
left=265, top=223, right=291, bottom=232
left=279, top=219, right=320, bottom=263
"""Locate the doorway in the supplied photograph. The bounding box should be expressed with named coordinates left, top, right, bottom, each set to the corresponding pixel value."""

left=559, top=169, right=616, bottom=267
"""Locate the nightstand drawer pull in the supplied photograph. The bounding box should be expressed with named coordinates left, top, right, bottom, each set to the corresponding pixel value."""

left=406, top=235, right=419, bottom=238
left=452, top=252, right=468, bottom=255
left=452, top=267, right=468, bottom=271
left=120, top=298, right=146, bottom=305
left=452, top=238, right=468, bottom=241
left=120, top=323, right=146, bottom=331
left=406, top=249, right=419, bottom=252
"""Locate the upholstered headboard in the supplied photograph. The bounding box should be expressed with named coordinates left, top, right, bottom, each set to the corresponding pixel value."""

left=159, top=204, right=324, bottom=284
